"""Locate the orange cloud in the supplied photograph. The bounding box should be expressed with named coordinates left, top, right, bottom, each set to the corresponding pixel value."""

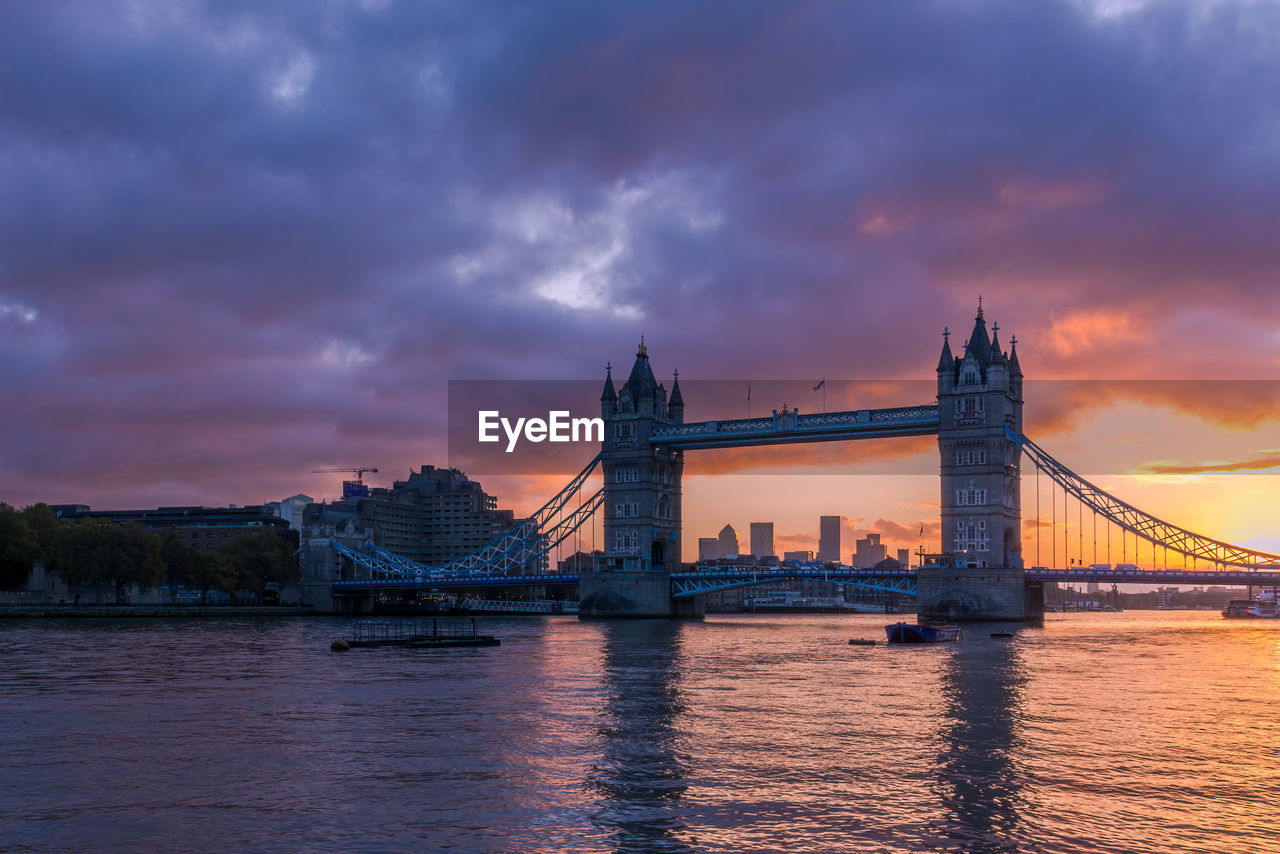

left=1046, top=309, right=1141, bottom=357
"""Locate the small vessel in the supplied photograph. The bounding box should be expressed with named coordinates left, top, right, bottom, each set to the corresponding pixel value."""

left=1222, top=599, right=1280, bottom=619
left=885, top=622, right=961, bottom=643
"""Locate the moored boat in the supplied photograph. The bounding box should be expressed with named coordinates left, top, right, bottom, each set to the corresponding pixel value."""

left=885, top=622, right=962, bottom=643
left=1222, top=599, right=1280, bottom=619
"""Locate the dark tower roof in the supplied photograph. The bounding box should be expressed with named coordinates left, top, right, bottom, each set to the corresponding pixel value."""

left=622, top=335, right=659, bottom=398
left=600, top=362, right=616, bottom=402
left=1009, top=335, right=1022, bottom=377
left=965, top=298, right=991, bottom=365
left=669, top=369, right=683, bottom=406
left=937, top=327, right=954, bottom=371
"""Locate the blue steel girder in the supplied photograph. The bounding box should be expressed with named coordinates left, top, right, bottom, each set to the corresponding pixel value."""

left=670, top=566, right=917, bottom=597
left=1027, top=568, right=1280, bottom=587
left=649, top=405, right=940, bottom=450
left=1009, top=428, right=1280, bottom=571
left=331, top=573, right=580, bottom=592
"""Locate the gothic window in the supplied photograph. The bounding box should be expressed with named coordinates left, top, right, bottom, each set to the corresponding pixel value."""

left=952, top=519, right=990, bottom=553
left=615, top=467, right=638, bottom=483
left=962, top=369, right=978, bottom=385
left=616, top=423, right=634, bottom=439
left=954, top=397, right=985, bottom=423
left=955, top=488, right=987, bottom=506
left=954, top=448, right=987, bottom=466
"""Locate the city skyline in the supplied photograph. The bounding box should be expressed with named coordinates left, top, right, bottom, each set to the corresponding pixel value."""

left=0, top=1, right=1276, bottom=562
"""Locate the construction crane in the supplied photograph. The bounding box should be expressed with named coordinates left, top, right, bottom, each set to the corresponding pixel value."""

left=311, top=466, right=378, bottom=484
left=311, top=467, right=379, bottom=499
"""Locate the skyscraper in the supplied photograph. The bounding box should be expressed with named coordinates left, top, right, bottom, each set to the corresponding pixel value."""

left=718, top=524, right=740, bottom=558
left=698, top=537, right=719, bottom=561
left=854, top=533, right=888, bottom=567
left=818, top=515, right=841, bottom=562
left=749, top=522, right=774, bottom=558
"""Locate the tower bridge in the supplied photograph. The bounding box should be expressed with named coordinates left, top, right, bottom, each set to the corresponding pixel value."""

left=325, top=302, right=1280, bottom=619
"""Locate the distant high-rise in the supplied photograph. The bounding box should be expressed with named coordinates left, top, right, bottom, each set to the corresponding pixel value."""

left=854, top=533, right=887, bottom=567
left=750, top=522, right=775, bottom=558
left=818, top=516, right=841, bottom=562
left=783, top=550, right=814, bottom=563
left=718, top=524, right=740, bottom=558
left=698, top=537, right=720, bottom=561
left=897, top=548, right=911, bottom=568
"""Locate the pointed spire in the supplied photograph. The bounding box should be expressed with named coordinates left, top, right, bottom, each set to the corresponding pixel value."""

left=623, top=339, right=658, bottom=397
left=600, top=361, right=616, bottom=402
left=1009, top=334, right=1022, bottom=377
left=988, top=321, right=1005, bottom=365
left=936, top=326, right=954, bottom=371
left=966, top=298, right=991, bottom=365
left=669, top=368, right=683, bottom=406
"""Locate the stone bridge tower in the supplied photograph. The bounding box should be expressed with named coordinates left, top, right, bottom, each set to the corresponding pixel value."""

left=579, top=339, right=696, bottom=618
left=919, top=300, right=1030, bottom=621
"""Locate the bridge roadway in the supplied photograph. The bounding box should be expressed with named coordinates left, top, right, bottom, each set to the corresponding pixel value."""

left=330, top=564, right=1280, bottom=598
left=647, top=404, right=940, bottom=450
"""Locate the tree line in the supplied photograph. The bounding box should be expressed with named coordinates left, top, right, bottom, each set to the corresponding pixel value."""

left=0, top=503, right=300, bottom=603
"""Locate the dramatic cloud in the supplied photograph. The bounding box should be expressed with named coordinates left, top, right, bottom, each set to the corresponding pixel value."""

left=1, top=0, right=1277, bottom=528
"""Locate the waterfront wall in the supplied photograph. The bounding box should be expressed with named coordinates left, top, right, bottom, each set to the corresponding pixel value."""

left=0, top=605, right=317, bottom=619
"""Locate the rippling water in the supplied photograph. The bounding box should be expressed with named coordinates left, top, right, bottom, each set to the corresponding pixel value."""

left=2, top=612, right=1278, bottom=853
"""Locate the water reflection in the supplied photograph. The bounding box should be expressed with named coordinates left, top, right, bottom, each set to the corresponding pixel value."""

left=587, top=619, right=693, bottom=852
left=934, top=625, right=1028, bottom=853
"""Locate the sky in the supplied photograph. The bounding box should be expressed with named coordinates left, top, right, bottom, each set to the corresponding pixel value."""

left=1, top=0, right=1277, bottom=562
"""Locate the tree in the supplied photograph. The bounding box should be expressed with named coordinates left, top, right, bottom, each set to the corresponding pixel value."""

left=220, top=530, right=300, bottom=599
left=0, top=503, right=40, bottom=589
left=160, top=531, right=202, bottom=603
left=192, top=552, right=237, bottom=603
left=119, top=523, right=165, bottom=601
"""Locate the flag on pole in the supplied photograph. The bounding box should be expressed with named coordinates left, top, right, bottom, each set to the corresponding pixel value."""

left=813, top=378, right=825, bottom=391
left=747, top=385, right=751, bottom=400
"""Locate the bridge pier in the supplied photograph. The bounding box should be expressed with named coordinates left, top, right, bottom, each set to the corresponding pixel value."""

left=915, top=564, right=1029, bottom=622
left=577, top=566, right=705, bottom=619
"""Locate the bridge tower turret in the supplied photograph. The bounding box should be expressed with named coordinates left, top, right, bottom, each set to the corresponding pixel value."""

left=579, top=338, right=691, bottom=618
left=921, top=299, right=1029, bottom=620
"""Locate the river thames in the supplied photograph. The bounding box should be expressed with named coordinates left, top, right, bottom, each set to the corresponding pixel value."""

left=2, top=611, right=1277, bottom=853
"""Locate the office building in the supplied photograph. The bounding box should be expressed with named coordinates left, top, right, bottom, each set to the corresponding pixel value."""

left=854, top=533, right=887, bottom=567
left=818, top=515, right=841, bottom=561
left=718, top=524, right=740, bottom=558
left=750, top=522, right=775, bottom=558
left=698, top=537, right=720, bottom=561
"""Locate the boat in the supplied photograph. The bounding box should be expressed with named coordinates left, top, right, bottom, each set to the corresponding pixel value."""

left=1222, top=599, right=1280, bottom=619
left=885, top=622, right=962, bottom=643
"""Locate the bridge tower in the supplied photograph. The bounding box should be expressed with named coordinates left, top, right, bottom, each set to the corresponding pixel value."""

left=579, top=339, right=696, bottom=618
left=920, top=300, right=1031, bottom=620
